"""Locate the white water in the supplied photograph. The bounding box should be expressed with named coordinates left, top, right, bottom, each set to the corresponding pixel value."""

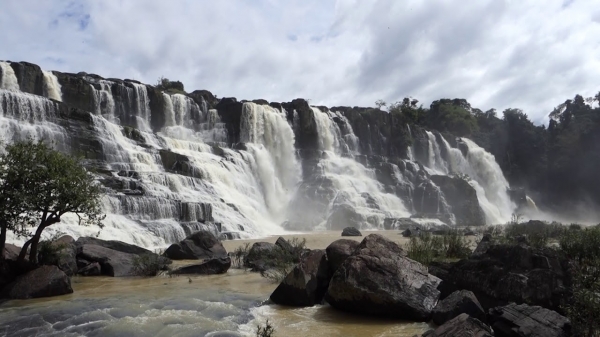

left=420, top=131, right=516, bottom=224
left=42, top=70, right=62, bottom=101
left=0, top=62, right=19, bottom=91
left=311, top=107, right=410, bottom=228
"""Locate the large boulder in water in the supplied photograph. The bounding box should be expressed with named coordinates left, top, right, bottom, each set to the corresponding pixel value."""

left=76, top=237, right=152, bottom=255
left=163, top=231, right=227, bottom=260
left=341, top=227, right=362, bottom=237
left=270, top=250, right=330, bottom=306
left=432, top=290, right=486, bottom=325
left=429, top=243, right=571, bottom=311
left=78, top=244, right=137, bottom=277
left=170, top=257, right=231, bottom=275
left=488, top=303, right=571, bottom=337
left=1, top=265, right=72, bottom=299
left=325, top=234, right=441, bottom=321
left=244, top=242, right=277, bottom=272
left=424, top=313, right=493, bottom=337
left=325, top=239, right=359, bottom=276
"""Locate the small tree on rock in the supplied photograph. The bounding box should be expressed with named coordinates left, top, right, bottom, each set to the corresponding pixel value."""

left=0, top=141, right=105, bottom=263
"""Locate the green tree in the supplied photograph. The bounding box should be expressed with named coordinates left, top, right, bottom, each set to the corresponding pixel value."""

left=0, top=141, right=105, bottom=263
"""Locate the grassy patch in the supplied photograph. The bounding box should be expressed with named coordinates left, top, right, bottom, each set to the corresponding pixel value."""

left=405, top=231, right=471, bottom=265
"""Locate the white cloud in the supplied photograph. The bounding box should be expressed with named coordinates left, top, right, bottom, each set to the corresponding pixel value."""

left=1, top=0, right=599, bottom=122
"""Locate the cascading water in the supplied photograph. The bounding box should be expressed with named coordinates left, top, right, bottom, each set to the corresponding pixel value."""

left=419, top=131, right=516, bottom=224
left=310, top=107, right=410, bottom=228
left=0, top=62, right=19, bottom=91
left=42, top=70, right=62, bottom=101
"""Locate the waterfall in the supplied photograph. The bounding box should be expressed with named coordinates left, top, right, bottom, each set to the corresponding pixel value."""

left=0, top=62, right=19, bottom=91
left=310, top=107, right=410, bottom=228
left=420, top=132, right=516, bottom=224
left=89, top=79, right=116, bottom=118
left=131, top=83, right=151, bottom=131
left=42, top=70, right=62, bottom=101
left=240, top=103, right=301, bottom=219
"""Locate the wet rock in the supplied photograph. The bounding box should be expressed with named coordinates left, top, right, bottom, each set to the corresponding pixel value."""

left=170, top=257, right=231, bottom=275
left=76, top=237, right=152, bottom=255
left=1, top=265, right=72, bottom=299
left=402, top=227, right=422, bottom=237
left=325, top=239, right=359, bottom=276
left=163, top=231, right=227, bottom=260
left=275, top=237, right=293, bottom=254
left=326, top=234, right=440, bottom=321
left=219, top=232, right=241, bottom=240
left=270, top=250, right=330, bottom=306
left=78, top=244, right=137, bottom=277
left=430, top=175, right=486, bottom=226
left=383, top=217, right=420, bottom=230
left=77, top=262, right=101, bottom=276
left=425, top=313, right=493, bottom=337
left=432, top=290, right=486, bottom=325
left=341, top=227, right=362, bottom=237
left=489, top=303, right=571, bottom=337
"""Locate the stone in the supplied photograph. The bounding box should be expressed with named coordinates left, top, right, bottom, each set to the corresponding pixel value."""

left=325, top=239, right=359, bottom=276
left=3, top=243, right=21, bottom=261
left=270, top=250, right=330, bottom=306
left=383, top=217, right=420, bottom=230
left=275, top=236, right=294, bottom=254
left=1, top=265, right=72, bottom=299
left=429, top=243, right=571, bottom=312
left=432, top=290, right=486, bottom=325
left=341, top=227, right=362, bottom=237
left=170, top=257, right=231, bottom=275
left=54, top=242, right=78, bottom=276
left=426, top=313, right=493, bottom=337
left=326, top=204, right=363, bottom=230
left=163, top=231, right=227, bottom=260
left=78, top=244, right=137, bottom=277
left=402, top=227, right=422, bottom=237
left=430, top=175, right=486, bottom=226
left=325, top=234, right=441, bottom=321
left=489, top=303, right=571, bottom=337
left=77, top=262, right=101, bottom=276
left=75, top=237, right=152, bottom=255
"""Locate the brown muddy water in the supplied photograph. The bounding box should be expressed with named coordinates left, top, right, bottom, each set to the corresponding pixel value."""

left=0, top=231, right=431, bottom=337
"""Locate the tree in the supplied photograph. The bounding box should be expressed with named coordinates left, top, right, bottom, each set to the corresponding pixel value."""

left=0, top=141, right=105, bottom=263
left=375, top=99, right=387, bottom=110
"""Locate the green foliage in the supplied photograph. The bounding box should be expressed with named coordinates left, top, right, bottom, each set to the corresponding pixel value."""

left=231, top=242, right=251, bottom=269
left=132, top=253, right=169, bottom=277
left=258, top=238, right=306, bottom=283
left=37, top=234, right=68, bottom=267
left=0, top=140, right=105, bottom=262
left=156, top=76, right=185, bottom=94
left=559, top=226, right=600, bottom=336
left=406, top=231, right=471, bottom=265
left=256, top=319, right=275, bottom=337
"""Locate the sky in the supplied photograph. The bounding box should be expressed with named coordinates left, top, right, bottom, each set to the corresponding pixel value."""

left=1, top=0, right=599, bottom=123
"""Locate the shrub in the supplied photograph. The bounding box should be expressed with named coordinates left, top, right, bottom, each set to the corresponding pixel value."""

left=132, top=253, right=169, bottom=276
left=37, top=240, right=67, bottom=266
left=560, top=226, right=600, bottom=336
left=231, top=243, right=251, bottom=269
left=256, top=237, right=306, bottom=283
left=256, top=319, right=275, bottom=337
left=503, top=221, right=568, bottom=248
left=406, top=231, right=471, bottom=265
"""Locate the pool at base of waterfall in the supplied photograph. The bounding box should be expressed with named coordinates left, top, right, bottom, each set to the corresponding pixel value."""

left=0, top=232, right=432, bottom=337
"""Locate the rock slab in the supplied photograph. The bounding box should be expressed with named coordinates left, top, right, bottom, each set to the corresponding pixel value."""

left=341, top=227, right=362, bottom=237
left=424, top=313, right=493, bottom=337
left=325, top=234, right=441, bottom=321
left=432, top=290, right=486, bottom=325
left=489, top=303, right=571, bottom=337
left=171, top=257, right=231, bottom=275
left=325, top=239, right=359, bottom=276
left=163, top=231, right=227, bottom=260
left=270, top=250, right=330, bottom=306
left=2, top=265, right=73, bottom=299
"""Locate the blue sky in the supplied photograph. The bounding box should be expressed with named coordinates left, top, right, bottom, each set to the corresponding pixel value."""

left=1, top=0, right=599, bottom=123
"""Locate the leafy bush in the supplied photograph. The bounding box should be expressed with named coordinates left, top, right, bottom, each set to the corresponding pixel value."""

left=132, top=253, right=169, bottom=276
left=256, top=319, right=275, bottom=337
left=156, top=76, right=185, bottom=94
left=37, top=240, right=67, bottom=266
left=503, top=221, right=568, bottom=248
left=231, top=243, right=251, bottom=269
left=259, top=262, right=294, bottom=283
left=406, top=231, right=471, bottom=265
left=560, top=226, right=600, bottom=336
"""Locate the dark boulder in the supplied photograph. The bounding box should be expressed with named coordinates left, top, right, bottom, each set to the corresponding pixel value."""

left=75, top=237, right=151, bottom=255
left=244, top=242, right=277, bottom=272
left=275, top=237, right=294, bottom=254
left=430, top=243, right=571, bottom=312
left=430, top=175, right=486, bottom=226
left=424, top=313, right=493, bottom=337
left=325, top=239, right=359, bottom=276
left=78, top=244, right=137, bottom=277
left=489, top=303, right=571, bottom=337
left=402, top=227, right=422, bottom=237
left=1, top=265, right=72, bottom=299
left=270, top=250, right=330, bottom=306
left=341, top=227, right=362, bottom=237
left=383, top=217, right=420, bottom=230
left=170, top=257, right=231, bottom=275
left=163, top=231, right=227, bottom=260
left=325, top=234, right=441, bottom=321
left=432, top=290, right=486, bottom=325
left=77, top=262, right=101, bottom=276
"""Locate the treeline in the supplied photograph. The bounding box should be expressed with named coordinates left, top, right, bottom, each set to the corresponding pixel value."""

left=381, top=93, right=600, bottom=214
